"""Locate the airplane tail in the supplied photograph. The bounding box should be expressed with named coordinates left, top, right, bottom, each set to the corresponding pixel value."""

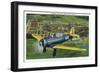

left=64, top=27, right=75, bottom=35
left=69, top=27, right=80, bottom=38
left=69, top=27, right=75, bottom=34
left=64, top=27, right=80, bottom=38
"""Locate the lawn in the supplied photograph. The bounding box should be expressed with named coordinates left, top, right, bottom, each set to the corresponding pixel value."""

left=26, top=38, right=89, bottom=59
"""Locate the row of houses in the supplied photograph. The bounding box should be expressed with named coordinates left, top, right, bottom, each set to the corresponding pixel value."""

left=26, top=19, right=76, bottom=36
left=26, top=19, right=88, bottom=37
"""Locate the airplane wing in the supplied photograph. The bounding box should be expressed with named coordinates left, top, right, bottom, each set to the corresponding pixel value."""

left=53, top=45, right=86, bottom=52
left=32, top=34, right=44, bottom=41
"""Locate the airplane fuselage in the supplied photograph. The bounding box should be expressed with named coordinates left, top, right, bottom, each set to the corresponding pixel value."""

left=40, top=33, right=72, bottom=48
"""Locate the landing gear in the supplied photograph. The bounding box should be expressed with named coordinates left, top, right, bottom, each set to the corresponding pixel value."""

left=53, top=49, right=57, bottom=57
left=43, top=47, right=46, bottom=53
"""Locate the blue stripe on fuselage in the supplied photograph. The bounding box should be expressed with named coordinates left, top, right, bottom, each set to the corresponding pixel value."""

left=41, top=35, right=70, bottom=47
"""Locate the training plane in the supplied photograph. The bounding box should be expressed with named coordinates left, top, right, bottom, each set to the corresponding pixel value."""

left=31, top=27, right=87, bottom=56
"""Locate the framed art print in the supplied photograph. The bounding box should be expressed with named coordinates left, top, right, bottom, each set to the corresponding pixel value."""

left=11, top=1, right=97, bottom=71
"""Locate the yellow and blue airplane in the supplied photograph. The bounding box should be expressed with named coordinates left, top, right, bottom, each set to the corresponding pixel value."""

left=31, top=27, right=87, bottom=56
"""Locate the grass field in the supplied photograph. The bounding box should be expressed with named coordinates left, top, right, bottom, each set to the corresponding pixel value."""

left=26, top=38, right=89, bottom=59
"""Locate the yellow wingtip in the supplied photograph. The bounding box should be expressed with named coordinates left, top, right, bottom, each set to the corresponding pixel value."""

left=32, top=34, right=43, bottom=41
left=53, top=45, right=87, bottom=52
